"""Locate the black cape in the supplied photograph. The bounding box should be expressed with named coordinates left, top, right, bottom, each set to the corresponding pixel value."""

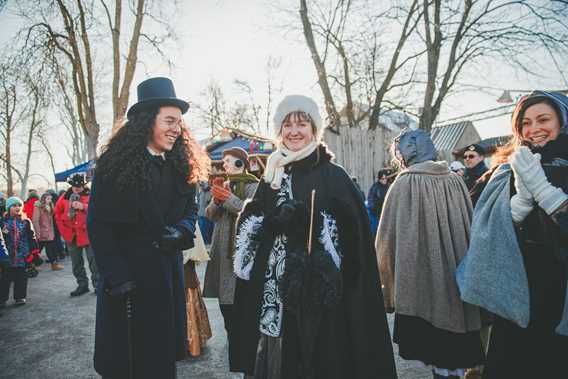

left=88, top=156, right=198, bottom=379
left=230, top=145, right=397, bottom=379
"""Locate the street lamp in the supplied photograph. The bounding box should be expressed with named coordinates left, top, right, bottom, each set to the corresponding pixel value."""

left=496, top=90, right=513, bottom=104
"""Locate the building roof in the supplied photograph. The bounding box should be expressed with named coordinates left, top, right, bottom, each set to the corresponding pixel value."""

left=206, top=134, right=274, bottom=161
left=431, top=121, right=474, bottom=152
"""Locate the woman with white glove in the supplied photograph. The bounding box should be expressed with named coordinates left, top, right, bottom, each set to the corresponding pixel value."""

left=458, top=91, right=568, bottom=379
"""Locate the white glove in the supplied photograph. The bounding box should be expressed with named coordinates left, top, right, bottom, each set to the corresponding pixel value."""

left=510, top=166, right=534, bottom=223
left=509, top=146, right=568, bottom=215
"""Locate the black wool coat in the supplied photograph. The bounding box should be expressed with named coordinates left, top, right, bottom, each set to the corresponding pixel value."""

left=88, top=157, right=198, bottom=379
left=229, top=145, right=397, bottom=379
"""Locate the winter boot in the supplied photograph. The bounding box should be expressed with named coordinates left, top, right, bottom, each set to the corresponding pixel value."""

left=70, top=286, right=89, bottom=297
left=51, top=262, right=64, bottom=271
left=15, top=298, right=26, bottom=306
left=465, top=368, right=483, bottom=379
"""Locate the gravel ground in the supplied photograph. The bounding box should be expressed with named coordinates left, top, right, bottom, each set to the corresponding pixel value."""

left=0, top=257, right=431, bottom=379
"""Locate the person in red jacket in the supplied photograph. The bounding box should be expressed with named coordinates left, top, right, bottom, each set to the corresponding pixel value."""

left=55, top=173, right=98, bottom=296
left=23, top=189, right=39, bottom=219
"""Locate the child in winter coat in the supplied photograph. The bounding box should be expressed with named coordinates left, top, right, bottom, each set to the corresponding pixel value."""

left=0, top=197, right=41, bottom=306
left=33, top=192, right=63, bottom=270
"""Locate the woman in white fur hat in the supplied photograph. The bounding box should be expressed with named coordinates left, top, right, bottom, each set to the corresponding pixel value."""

left=229, top=95, right=397, bottom=379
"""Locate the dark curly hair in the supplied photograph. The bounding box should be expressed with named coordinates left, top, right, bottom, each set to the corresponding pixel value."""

left=95, top=107, right=210, bottom=192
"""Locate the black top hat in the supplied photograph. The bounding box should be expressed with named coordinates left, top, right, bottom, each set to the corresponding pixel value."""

left=127, top=77, right=189, bottom=118
left=67, top=173, right=87, bottom=187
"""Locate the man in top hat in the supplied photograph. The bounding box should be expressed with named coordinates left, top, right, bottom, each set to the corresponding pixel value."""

left=203, top=147, right=258, bottom=365
left=54, top=173, right=98, bottom=296
left=463, top=144, right=488, bottom=190
left=88, top=77, right=210, bottom=378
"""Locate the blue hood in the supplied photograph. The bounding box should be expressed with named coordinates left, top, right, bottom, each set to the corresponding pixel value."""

left=395, top=128, right=438, bottom=166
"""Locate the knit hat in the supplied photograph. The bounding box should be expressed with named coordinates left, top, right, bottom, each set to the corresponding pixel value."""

left=6, top=197, right=23, bottom=211
left=222, top=147, right=250, bottom=170
left=273, top=95, right=324, bottom=140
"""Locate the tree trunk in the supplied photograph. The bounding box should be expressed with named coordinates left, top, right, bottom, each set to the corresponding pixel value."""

left=299, top=0, right=341, bottom=131
left=113, top=0, right=146, bottom=133
left=419, top=0, right=442, bottom=132
left=85, top=123, right=99, bottom=160
left=5, top=129, right=13, bottom=196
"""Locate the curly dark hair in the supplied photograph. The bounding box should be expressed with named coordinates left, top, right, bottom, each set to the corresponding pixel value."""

left=95, top=107, right=210, bottom=192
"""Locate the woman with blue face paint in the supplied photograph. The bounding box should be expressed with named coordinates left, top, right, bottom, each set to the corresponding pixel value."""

left=457, top=91, right=568, bottom=378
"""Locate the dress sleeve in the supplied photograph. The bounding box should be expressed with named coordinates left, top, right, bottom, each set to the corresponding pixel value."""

left=222, top=182, right=258, bottom=215
left=205, top=199, right=224, bottom=222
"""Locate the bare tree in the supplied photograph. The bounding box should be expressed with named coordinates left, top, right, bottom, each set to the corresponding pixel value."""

left=418, top=0, right=568, bottom=131
left=233, top=59, right=282, bottom=136
left=19, top=75, right=48, bottom=196
left=39, top=134, right=59, bottom=191
left=197, top=67, right=282, bottom=139
left=52, top=65, right=88, bottom=165
left=14, top=0, right=178, bottom=159
left=0, top=63, right=21, bottom=195
left=298, top=0, right=424, bottom=132
left=0, top=56, right=48, bottom=196
left=296, top=0, right=568, bottom=132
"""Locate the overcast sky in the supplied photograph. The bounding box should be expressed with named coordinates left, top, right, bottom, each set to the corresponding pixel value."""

left=0, top=0, right=566, bottom=187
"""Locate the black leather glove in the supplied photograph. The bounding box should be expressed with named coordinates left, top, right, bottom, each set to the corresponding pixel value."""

left=158, top=226, right=186, bottom=252
left=268, top=199, right=308, bottom=235
left=32, top=256, right=44, bottom=267
left=106, top=280, right=136, bottom=298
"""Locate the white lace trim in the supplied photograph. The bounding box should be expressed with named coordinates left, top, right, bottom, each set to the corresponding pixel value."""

left=259, top=173, right=292, bottom=337
left=233, top=215, right=264, bottom=280
left=319, top=211, right=342, bottom=269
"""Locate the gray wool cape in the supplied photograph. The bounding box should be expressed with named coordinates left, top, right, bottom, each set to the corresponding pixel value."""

left=376, top=160, right=481, bottom=333
left=203, top=182, right=258, bottom=304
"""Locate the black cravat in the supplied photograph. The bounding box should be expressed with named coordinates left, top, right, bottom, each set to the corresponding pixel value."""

left=149, top=154, right=165, bottom=167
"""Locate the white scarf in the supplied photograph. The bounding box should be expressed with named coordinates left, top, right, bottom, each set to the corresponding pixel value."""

left=264, top=140, right=318, bottom=189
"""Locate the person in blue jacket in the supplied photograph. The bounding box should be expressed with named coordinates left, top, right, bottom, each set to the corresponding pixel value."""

left=367, top=169, right=392, bottom=240
left=88, top=77, right=210, bottom=379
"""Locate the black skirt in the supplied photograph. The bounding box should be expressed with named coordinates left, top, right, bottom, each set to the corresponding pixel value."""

left=393, top=314, right=485, bottom=370
left=483, top=240, right=568, bottom=379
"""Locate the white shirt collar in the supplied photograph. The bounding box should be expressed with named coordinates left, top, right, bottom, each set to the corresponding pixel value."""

left=146, top=146, right=166, bottom=159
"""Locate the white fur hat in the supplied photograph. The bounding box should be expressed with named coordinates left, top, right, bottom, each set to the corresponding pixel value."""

left=273, top=95, right=324, bottom=139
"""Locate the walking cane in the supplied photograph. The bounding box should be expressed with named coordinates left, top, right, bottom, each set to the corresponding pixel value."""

left=307, top=189, right=316, bottom=255
left=126, top=295, right=135, bottom=379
